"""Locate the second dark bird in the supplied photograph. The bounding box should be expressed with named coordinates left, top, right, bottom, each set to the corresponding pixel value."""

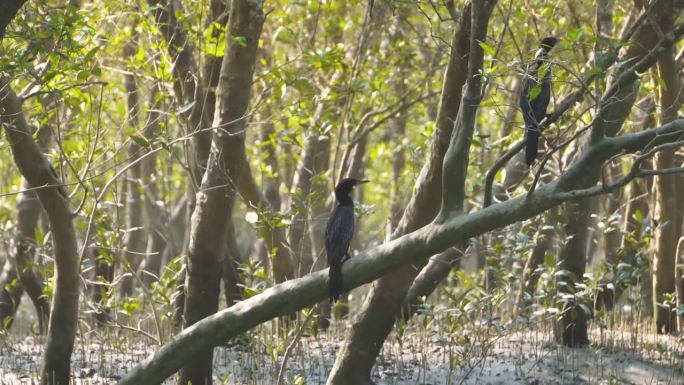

left=325, top=178, right=368, bottom=303
left=520, top=36, right=558, bottom=167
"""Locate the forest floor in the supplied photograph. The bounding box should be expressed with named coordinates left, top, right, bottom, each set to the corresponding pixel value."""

left=0, top=298, right=682, bottom=384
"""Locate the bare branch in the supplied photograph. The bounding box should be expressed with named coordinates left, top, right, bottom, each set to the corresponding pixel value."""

left=120, top=118, right=684, bottom=385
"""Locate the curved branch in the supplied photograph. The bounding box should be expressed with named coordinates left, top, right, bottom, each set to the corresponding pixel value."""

left=118, top=78, right=684, bottom=385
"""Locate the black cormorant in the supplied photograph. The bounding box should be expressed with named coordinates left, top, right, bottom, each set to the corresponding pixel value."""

left=520, top=36, right=558, bottom=167
left=326, top=178, right=368, bottom=303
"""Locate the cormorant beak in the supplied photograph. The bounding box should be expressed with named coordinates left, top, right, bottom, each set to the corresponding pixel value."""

left=357, top=179, right=370, bottom=185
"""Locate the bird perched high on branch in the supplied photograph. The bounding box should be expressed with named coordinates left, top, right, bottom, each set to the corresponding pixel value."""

left=520, top=36, right=558, bottom=167
left=326, top=178, right=368, bottom=303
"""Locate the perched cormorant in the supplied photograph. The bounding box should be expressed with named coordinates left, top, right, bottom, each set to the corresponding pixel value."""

left=326, top=178, right=368, bottom=303
left=520, top=36, right=558, bottom=167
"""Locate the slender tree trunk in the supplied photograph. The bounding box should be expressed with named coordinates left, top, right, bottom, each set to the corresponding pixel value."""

left=327, top=3, right=474, bottom=383
left=603, top=164, right=623, bottom=261
left=1, top=79, right=80, bottom=385
left=308, top=136, right=333, bottom=328
left=237, top=167, right=294, bottom=283
left=120, top=42, right=147, bottom=296
left=602, top=98, right=655, bottom=313
left=147, top=0, right=217, bottom=325
left=516, top=215, right=555, bottom=312
left=287, top=123, right=329, bottom=276
left=388, top=57, right=409, bottom=237
left=223, top=219, right=242, bottom=306
left=0, top=258, right=23, bottom=329
left=139, top=85, right=167, bottom=286
left=178, top=1, right=263, bottom=383
left=676, top=237, right=684, bottom=331
left=90, top=246, right=114, bottom=326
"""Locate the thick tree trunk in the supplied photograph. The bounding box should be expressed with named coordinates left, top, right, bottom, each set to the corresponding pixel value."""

left=556, top=200, right=592, bottom=347
left=327, top=3, right=475, bottom=383
left=177, top=1, right=263, bottom=384
left=0, top=128, right=51, bottom=332
left=401, top=246, right=463, bottom=320
left=14, top=180, right=50, bottom=332
left=1, top=80, right=80, bottom=385
left=651, top=12, right=683, bottom=333
left=555, top=2, right=617, bottom=340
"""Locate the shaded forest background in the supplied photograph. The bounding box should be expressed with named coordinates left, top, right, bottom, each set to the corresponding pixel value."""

left=0, top=0, right=683, bottom=384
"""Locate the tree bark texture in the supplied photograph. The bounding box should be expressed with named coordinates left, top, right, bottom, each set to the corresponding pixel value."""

left=556, top=200, right=592, bottom=347
left=13, top=179, right=50, bottom=331
left=178, top=1, right=264, bottom=384
left=1, top=80, right=80, bottom=385
left=651, top=14, right=683, bottom=332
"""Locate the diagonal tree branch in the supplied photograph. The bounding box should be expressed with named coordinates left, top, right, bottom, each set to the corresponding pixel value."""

left=440, top=0, right=497, bottom=214
left=119, top=117, right=684, bottom=385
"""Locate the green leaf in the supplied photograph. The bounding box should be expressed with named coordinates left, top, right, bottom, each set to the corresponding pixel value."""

left=529, top=84, right=541, bottom=101
left=478, top=40, right=495, bottom=56
left=130, top=134, right=150, bottom=148
left=568, top=28, right=582, bottom=43
left=2, top=316, right=12, bottom=330
left=233, top=35, right=248, bottom=47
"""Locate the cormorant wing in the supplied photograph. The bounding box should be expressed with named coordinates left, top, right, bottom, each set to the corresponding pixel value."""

left=325, top=205, right=355, bottom=263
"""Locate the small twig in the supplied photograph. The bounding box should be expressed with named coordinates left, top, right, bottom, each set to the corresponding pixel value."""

left=483, top=139, right=524, bottom=207
left=275, top=307, right=315, bottom=385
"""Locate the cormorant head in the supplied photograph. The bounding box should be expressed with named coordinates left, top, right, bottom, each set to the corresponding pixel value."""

left=334, top=178, right=369, bottom=204
left=534, top=36, right=558, bottom=61
left=540, top=36, right=559, bottom=50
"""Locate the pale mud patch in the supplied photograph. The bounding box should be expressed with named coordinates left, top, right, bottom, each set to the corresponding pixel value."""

left=1, top=294, right=682, bottom=384
left=0, top=328, right=681, bottom=384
